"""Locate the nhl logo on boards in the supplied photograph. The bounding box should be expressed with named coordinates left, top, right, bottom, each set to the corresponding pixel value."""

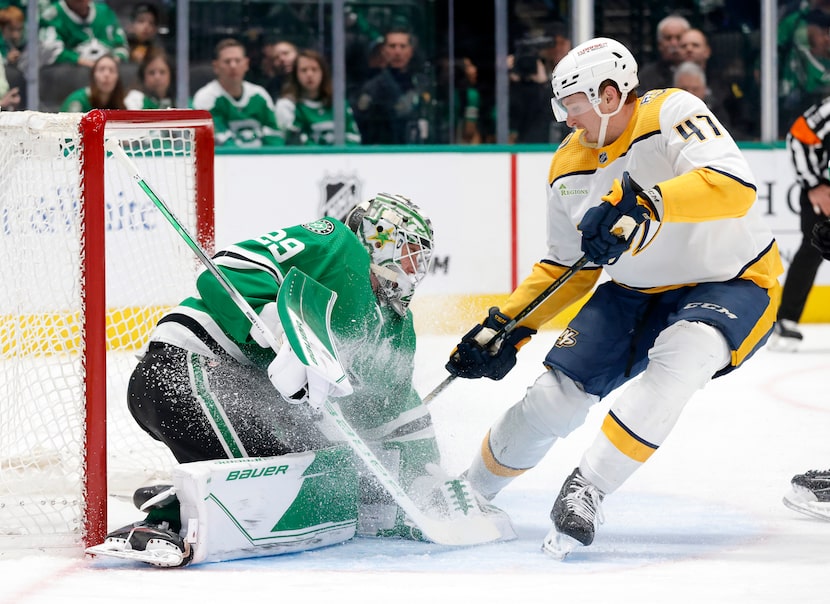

left=319, top=173, right=362, bottom=222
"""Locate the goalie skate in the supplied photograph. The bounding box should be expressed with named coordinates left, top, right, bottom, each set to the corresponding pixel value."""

left=782, top=469, right=830, bottom=521
left=85, top=522, right=193, bottom=568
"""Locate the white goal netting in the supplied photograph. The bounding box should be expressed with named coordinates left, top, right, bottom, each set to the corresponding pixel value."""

left=0, top=110, right=213, bottom=549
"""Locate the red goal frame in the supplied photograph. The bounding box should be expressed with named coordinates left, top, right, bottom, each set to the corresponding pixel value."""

left=79, top=110, right=214, bottom=546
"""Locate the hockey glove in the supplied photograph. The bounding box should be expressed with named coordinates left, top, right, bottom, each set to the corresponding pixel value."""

left=446, top=307, right=536, bottom=380
left=812, top=219, right=830, bottom=260
left=579, top=171, right=662, bottom=265
left=267, top=340, right=349, bottom=411
left=248, top=302, right=284, bottom=348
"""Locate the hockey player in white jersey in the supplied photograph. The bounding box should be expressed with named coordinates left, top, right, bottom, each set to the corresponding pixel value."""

left=445, top=37, right=784, bottom=559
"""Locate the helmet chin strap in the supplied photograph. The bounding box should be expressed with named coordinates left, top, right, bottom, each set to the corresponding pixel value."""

left=585, top=91, right=629, bottom=148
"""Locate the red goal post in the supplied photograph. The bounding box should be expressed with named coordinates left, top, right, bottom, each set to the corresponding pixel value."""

left=0, top=110, right=215, bottom=550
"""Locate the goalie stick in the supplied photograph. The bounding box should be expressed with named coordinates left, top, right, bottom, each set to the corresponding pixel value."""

left=422, top=255, right=590, bottom=405
left=104, top=138, right=503, bottom=547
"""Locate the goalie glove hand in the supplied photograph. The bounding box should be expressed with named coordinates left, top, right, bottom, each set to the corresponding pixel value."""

left=249, top=302, right=284, bottom=348
left=812, top=219, right=830, bottom=260
left=579, top=171, right=662, bottom=265
left=446, top=307, right=536, bottom=381
left=267, top=340, right=350, bottom=411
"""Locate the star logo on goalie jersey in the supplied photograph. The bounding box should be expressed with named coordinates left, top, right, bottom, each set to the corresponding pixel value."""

left=555, top=327, right=579, bottom=348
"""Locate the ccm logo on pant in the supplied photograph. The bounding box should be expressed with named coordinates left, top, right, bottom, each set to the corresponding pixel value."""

left=683, top=302, right=737, bottom=319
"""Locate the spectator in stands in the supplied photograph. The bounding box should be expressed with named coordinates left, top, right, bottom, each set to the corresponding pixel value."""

left=0, top=5, right=24, bottom=69
left=679, top=27, right=752, bottom=139
left=436, top=56, right=481, bottom=144
left=40, top=0, right=128, bottom=67
left=125, top=46, right=173, bottom=109
left=354, top=26, right=430, bottom=144
left=344, top=5, right=383, bottom=106
left=672, top=60, right=735, bottom=135
left=508, top=52, right=554, bottom=144
left=250, top=39, right=297, bottom=103
left=638, top=14, right=690, bottom=92
left=672, top=61, right=708, bottom=100
left=0, top=4, right=24, bottom=108
left=0, top=53, right=20, bottom=110
left=59, top=53, right=126, bottom=111
left=456, top=57, right=481, bottom=144
left=127, top=3, right=160, bottom=64
left=192, top=38, right=283, bottom=148
left=536, top=20, right=572, bottom=76
left=779, top=2, right=830, bottom=137
left=275, top=48, right=361, bottom=146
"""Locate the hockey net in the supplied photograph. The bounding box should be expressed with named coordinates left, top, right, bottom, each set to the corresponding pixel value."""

left=0, top=110, right=214, bottom=551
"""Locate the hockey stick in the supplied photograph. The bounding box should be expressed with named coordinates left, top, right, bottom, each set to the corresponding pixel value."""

left=106, top=139, right=503, bottom=546
left=422, top=254, right=590, bottom=405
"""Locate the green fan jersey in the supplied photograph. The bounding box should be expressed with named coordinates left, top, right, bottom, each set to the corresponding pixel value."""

left=58, top=86, right=91, bottom=112
left=277, top=97, right=362, bottom=146
left=39, top=1, right=128, bottom=65
left=124, top=89, right=173, bottom=110
left=192, top=80, right=284, bottom=147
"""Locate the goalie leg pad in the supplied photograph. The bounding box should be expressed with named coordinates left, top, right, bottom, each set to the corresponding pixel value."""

left=175, top=445, right=359, bottom=565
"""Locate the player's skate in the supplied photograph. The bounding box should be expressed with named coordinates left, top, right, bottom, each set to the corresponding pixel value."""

left=86, top=484, right=193, bottom=567
left=783, top=469, right=830, bottom=521
left=542, top=467, right=604, bottom=560
left=767, top=319, right=803, bottom=352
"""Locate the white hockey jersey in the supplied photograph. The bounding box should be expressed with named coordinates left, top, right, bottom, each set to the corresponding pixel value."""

left=501, top=88, right=783, bottom=330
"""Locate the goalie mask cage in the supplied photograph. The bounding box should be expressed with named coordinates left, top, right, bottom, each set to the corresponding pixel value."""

left=0, top=110, right=215, bottom=551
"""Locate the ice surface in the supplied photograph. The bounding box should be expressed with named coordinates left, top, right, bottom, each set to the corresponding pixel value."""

left=1, top=326, right=828, bottom=603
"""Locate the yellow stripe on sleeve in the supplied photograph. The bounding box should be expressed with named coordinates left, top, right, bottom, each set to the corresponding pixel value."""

left=657, top=167, right=756, bottom=222
left=501, top=262, right=600, bottom=332
left=738, top=241, right=785, bottom=291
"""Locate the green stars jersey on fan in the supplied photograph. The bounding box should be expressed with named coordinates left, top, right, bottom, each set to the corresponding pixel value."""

left=39, top=1, right=128, bottom=65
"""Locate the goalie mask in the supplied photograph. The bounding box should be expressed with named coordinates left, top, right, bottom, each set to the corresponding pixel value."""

left=346, top=193, right=434, bottom=316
